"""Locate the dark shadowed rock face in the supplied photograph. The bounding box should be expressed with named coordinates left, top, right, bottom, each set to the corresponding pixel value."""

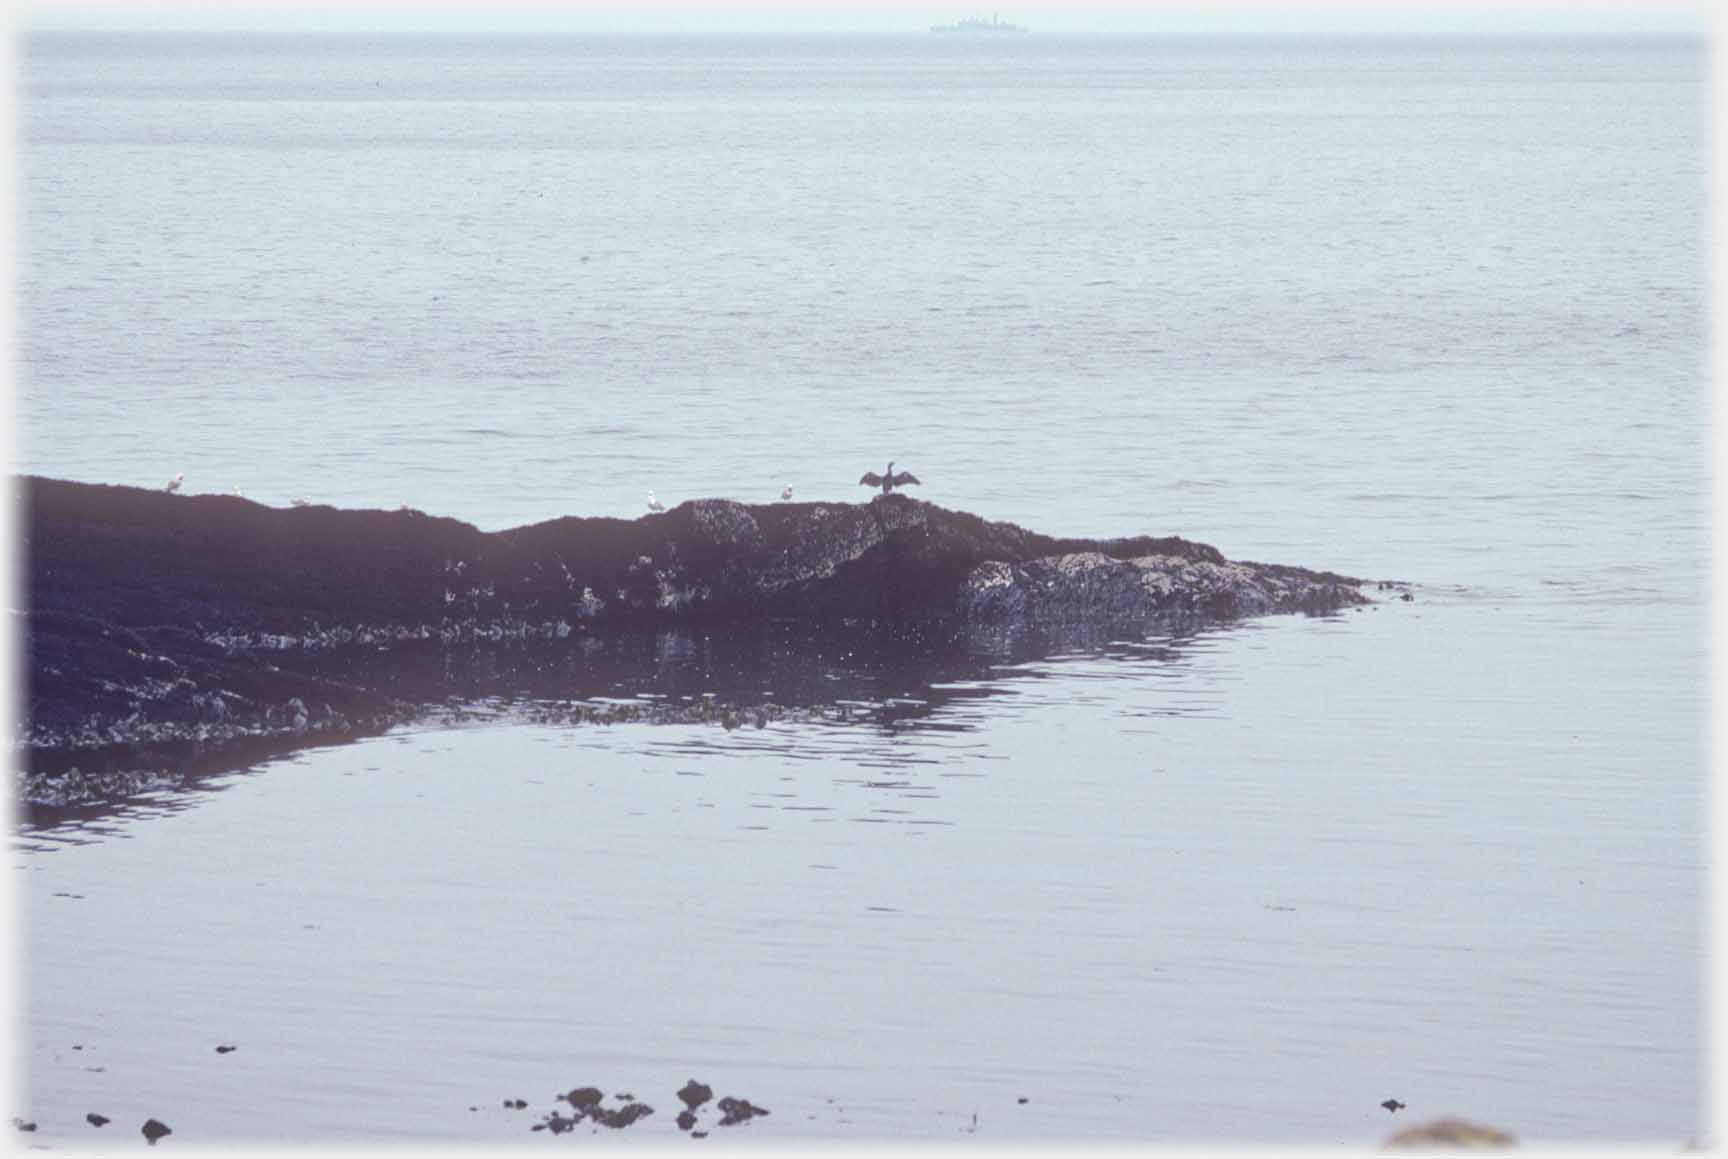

left=22, top=476, right=1254, bottom=641
left=17, top=476, right=1368, bottom=803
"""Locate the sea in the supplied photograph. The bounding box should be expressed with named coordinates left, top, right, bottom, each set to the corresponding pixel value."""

left=12, top=29, right=1711, bottom=1146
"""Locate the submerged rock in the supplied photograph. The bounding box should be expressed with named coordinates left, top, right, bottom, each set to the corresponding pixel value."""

left=1385, top=1117, right=1516, bottom=1148
left=537, top=1111, right=578, bottom=1134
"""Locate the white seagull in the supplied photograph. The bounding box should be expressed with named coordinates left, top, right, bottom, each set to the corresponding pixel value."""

left=780, top=483, right=794, bottom=501
left=646, top=491, right=666, bottom=513
left=165, top=473, right=185, bottom=494
left=290, top=497, right=312, bottom=508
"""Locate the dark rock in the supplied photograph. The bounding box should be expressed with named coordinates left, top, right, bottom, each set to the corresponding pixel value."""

left=677, top=1110, right=698, bottom=1131
left=589, top=1102, right=654, bottom=1129
left=13, top=1119, right=36, bottom=1132
left=541, top=1110, right=582, bottom=1135
left=142, top=1118, right=172, bottom=1144
left=1017, top=1097, right=1029, bottom=1104
left=716, top=1096, right=770, bottom=1126
left=563, top=1087, right=604, bottom=1111
left=18, top=477, right=1369, bottom=799
left=1382, top=1099, right=1407, bottom=1112
left=215, top=1044, right=237, bottom=1054
left=677, top=1080, right=714, bottom=1110
left=957, top=551, right=1364, bottom=621
left=502, top=1098, right=528, bottom=1110
left=86, top=1113, right=110, bottom=1127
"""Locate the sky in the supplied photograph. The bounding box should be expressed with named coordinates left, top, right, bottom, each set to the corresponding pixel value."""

left=13, top=0, right=1711, bottom=38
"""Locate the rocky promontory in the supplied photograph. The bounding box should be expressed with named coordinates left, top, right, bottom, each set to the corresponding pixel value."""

left=18, top=476, right=1369, bottom=808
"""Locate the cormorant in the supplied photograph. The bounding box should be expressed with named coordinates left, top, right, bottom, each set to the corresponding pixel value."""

left=859, top=461, right=920, bottom=495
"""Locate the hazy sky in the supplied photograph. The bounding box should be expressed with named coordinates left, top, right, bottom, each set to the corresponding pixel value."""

left=16, top=0, right=1710, bottom=38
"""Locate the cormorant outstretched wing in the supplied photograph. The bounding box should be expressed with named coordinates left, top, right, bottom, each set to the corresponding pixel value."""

left=859, top=472, right=885, bottom=487
left=888, top=471, right=921, bottom=487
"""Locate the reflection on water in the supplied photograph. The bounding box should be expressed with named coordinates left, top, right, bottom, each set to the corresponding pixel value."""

left=16, top=600, right=1701, bottom=1145
left=20, top=608, right=1280, bottom=838
left=375, top=611, right=1237, bottom=710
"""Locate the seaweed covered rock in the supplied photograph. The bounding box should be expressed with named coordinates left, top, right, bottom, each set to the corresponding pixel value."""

left=17, top=476, right=1369, bottom=806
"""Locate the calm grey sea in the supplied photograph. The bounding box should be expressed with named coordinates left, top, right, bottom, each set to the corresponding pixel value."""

left=15, top=31, right=1710, bottom=1145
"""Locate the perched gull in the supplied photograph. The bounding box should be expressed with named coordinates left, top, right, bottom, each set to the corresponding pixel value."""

left=165, top=473, right=185, bottom=494
left=290, top=497, right=312, bottom=508
left=646, top=491, right=666, bottom=513
left=858, top=461, right=920, bottom=495
left=780, top=484, right=794, bottom=501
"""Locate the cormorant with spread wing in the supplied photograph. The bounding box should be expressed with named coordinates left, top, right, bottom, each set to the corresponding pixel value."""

left=859, top=461, right=920, bottom=495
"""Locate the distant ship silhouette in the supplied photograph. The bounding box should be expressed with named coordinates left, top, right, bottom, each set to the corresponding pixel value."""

left=931, top=12, right=1026, bottom=33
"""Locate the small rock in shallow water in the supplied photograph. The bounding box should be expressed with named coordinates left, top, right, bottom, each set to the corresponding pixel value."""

left=1386, top=1117, right=1514, bottom=1149
left=563, top=1087, right=604, bottom=1111
left=86, top=1113, right=110, bottom=1127
left=142, top=1118, right=172, bottom=1144
left=543, top=1111, right=577, bottom=1135
left=716, top=1096, right=770, bottom=1126
left=502, top=1098, right=528, bottom=1110
left=677, top=1080, right=714, bottom=1110
left=1382, top=1099, right=1406, bottom=1112
left=677, top=1110, right=698, bottom=1131
left=215, top=1044, right=237, bottom=1054
left=13, top=1119, right=36, bottom=1132
left=590, top=1103, right=654, bottom=1129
